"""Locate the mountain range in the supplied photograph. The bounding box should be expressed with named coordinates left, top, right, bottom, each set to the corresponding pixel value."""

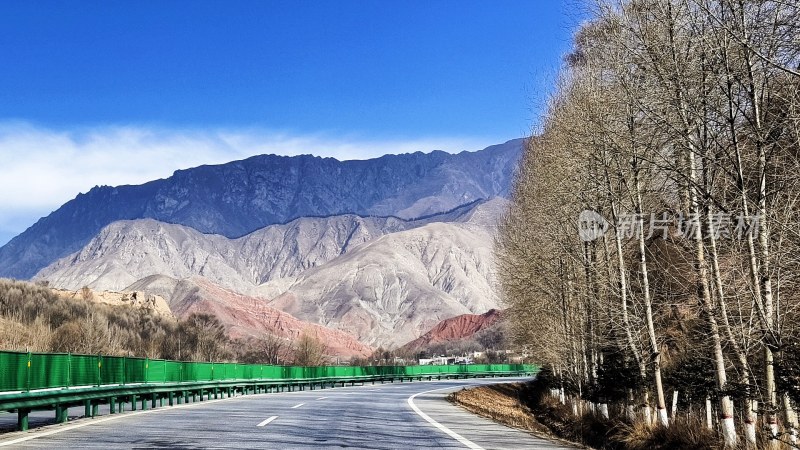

left=3, top=138, right=525, bottom=353
left=0, top=138, right=522, bottom=280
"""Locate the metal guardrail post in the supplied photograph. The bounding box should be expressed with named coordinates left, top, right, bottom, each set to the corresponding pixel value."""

left=17, top=408, right=29, bottom=431
left=66, top=353, right=71, bottom=389
left=55, top=404, right=68, bottom=423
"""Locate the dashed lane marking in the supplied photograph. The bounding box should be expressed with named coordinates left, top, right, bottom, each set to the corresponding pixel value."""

left=257, top=416, right=278, bottom=427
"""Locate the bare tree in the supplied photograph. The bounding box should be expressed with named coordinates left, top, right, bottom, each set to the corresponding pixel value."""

left=497, top=0, right=799, bottom=447
left=292, top=331, right=327, bottom=366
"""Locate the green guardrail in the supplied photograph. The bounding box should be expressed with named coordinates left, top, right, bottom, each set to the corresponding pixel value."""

left=0, top=350, right=538, bottom=432
left=0, top=350, right=536, bottom=393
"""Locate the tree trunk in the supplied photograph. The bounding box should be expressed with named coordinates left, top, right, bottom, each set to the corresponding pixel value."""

left=784, top=394, right=798, bottom=446
left=671, top=390, right=679, bottom=421
left=745, top=399, right=757, bottom=448
left=626, top=389, right=636, bottom=422
left=708, top=200, right=757, bottom=448
left=739, top=16, right=780, bottom=446
left=602, top=151, right=647, bottom=407
left=633, top=161, right=668, bottom=427
left=686, top=142, right=737, bottom=447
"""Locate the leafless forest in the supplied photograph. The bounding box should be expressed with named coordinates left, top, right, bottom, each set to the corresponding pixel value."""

left=498, top=0, right=798, bottom=448
left=0, top=278, right=321, bottom=364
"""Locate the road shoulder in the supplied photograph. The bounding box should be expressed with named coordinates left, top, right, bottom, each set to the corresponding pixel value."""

left=410, top=382, right=578, bottom=450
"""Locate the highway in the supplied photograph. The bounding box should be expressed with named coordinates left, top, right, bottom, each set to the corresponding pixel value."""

left=0, top=377, right=573, bottom=449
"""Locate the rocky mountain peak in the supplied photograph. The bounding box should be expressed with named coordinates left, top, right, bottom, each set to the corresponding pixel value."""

left=0, top=138, right=523, bottom=280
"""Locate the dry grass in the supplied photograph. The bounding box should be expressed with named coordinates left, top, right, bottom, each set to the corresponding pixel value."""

left=450, top=381, right=729, bottom=450
left=611, top=418, right=718, bottom=450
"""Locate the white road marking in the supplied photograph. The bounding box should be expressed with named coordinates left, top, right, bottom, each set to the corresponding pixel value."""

left=316, top=396, right=328, bottom=400
left=0, top=396, right=231, bottom=447
left=407, top=386, right=485, bottom=450
left=0, top=377, right=527, bottom=447
left=257, top=416, right=278, bottom=427
left=291, top=403, right=305, bottom=409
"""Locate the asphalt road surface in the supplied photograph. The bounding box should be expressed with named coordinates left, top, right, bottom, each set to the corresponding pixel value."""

left=0, top=377, right=575, bottom=449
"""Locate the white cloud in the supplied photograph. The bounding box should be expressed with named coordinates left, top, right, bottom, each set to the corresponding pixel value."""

left=0, top=122, right=497, bottom=244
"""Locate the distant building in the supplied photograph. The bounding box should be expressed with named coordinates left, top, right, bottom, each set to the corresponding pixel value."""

left=418, top=356, right=473, bottom=365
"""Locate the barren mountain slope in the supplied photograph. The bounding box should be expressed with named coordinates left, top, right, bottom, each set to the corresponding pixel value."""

left=35, top=214, right=413, bottom=293
left=126, top=275, right=372, bottom=358
left=35, top=199, right=502, bottom=294
left=267, top=206, right=504, bottom=348
left=37, top=199, right=509, bottom=349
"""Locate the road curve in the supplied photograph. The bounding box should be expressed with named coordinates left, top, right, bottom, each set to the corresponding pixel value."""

left=0, top=377, right=574, bottom=449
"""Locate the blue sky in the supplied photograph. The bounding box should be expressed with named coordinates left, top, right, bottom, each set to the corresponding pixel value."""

left=0, top=1, right=584, bottom=245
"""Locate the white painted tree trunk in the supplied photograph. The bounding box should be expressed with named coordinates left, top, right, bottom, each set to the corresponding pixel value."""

left=721, top=417, right=737, bottom=448
left=765, top=348, right=779, bottom=450
left=744, top=399, right=757, bottom=449
left=744, top=400, right=758, bottom=448
left=705, top=397, right=713, bottom=430
left=744, top=423, right=756, bottom=448
left=767, top=420, right=779, bottom=445
left=599, top=403, right=609, bottom=419
left=670, top=391, right=679, bottom=421
left=785, top=394, right=798, bottom=446
left=657, top=408, right=668, bottom=427
left=626, top=389, right=636, bottom=423
left=626, top=404, right=635, bottom=423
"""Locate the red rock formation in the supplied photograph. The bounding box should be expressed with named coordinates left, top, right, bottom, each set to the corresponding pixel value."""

left=400, top=309, right=502, bottom=353
left=174, top=278, right=373, bottom=358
